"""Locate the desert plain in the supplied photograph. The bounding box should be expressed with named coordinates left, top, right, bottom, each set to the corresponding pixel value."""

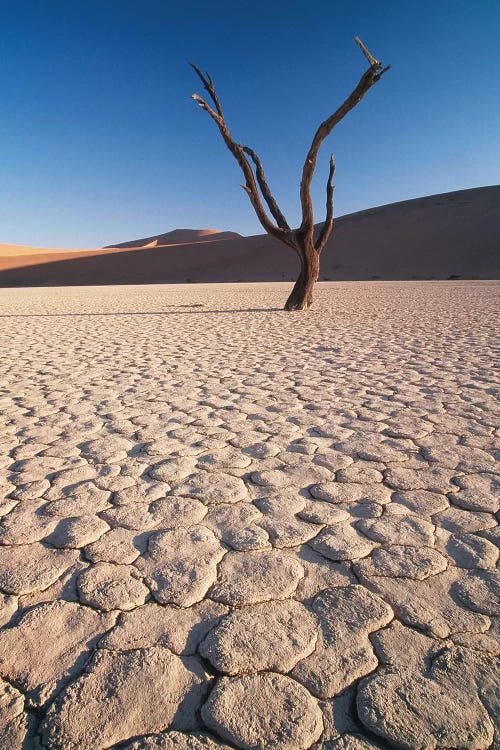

left=0, top=280, right=498, bottom=749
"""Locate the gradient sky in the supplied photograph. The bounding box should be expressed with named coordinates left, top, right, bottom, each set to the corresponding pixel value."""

left=1, top=0, right=499, bottom=248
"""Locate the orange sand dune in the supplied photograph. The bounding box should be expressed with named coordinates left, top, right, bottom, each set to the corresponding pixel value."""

left=1, top=186, right=498, bottom=286
left=0, top=243, right=102, bottom=257
left=104, top=228, right=241, bottom=249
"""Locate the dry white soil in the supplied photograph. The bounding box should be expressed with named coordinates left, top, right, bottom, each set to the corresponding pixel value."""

left=0, top=281, right=498, bottom=750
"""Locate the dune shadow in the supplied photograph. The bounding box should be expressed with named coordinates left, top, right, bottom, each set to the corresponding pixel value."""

left=0, top=236, right=299, bottom=289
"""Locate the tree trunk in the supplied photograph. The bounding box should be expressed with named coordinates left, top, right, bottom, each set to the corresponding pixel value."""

left=284, top=244, right=320, bottom=311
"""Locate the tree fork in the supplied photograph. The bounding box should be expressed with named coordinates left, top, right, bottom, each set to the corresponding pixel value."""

left=190, top=38, right=389, bottom=310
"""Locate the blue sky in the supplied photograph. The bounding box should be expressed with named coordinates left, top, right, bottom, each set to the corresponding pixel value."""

left=1, top=0, right=499, bottom=248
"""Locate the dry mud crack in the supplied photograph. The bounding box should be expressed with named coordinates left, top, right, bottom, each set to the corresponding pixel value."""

left=0, top=281, right=498, bottom=749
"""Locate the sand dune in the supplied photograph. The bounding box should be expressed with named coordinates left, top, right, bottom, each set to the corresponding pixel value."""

left=0, top=243, right=100, bottom=256
left=104, top=228, right=242, bottom=249
left=1, top=186, right=498, bottom=286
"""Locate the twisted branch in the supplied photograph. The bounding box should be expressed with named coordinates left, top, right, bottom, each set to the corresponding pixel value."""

left=315, top=153, right=336, bottom=253
left=190, top=64, right=296, bottom=249
left=299, top=37, right=390, bottom=243
left=242, top=147, right=291, bottom=231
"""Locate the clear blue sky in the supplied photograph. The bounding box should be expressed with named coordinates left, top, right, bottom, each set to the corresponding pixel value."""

left=1, top=0, right=499, bottom=248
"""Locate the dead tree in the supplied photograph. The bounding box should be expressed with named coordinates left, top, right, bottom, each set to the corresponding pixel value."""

left=190, top=37, right=389, bottom=310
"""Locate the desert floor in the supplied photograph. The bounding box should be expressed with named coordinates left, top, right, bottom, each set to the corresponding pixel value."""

left=0, top=281, right=498, bottom=750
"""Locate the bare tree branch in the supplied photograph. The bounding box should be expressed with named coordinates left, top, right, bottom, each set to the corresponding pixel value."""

left=190, top=65, right=298, bottom=249
left=242, top=147, right=291, bottom=231
left=354, top=36, right=380, bottom=67
left=191, top=93, right=221, bottom=124
left=189, top=62, right=224, bottom=117
left=299, top=37, right=389, bottom=242
left=315, top=153, right=336, bottom=253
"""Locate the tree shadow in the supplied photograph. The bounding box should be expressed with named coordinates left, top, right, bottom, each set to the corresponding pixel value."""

left=0, top=308, right=284, bottom=317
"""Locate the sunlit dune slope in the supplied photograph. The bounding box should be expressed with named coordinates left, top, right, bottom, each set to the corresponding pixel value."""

left=104, top=228, right=242, bottom=248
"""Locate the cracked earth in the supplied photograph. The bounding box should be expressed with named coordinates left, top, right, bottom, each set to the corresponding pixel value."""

left=0, top=281, right=498, bottom=750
